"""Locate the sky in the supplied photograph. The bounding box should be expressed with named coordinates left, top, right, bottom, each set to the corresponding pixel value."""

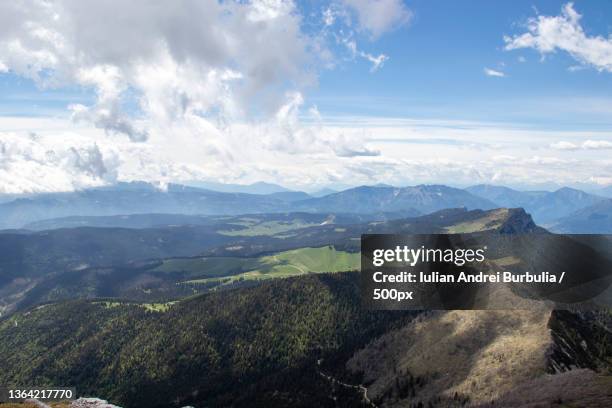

left=0, top=0, right=612, bottom=194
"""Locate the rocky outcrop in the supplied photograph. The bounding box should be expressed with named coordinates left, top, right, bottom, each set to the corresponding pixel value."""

left=498, top=208, right=539, bottom=234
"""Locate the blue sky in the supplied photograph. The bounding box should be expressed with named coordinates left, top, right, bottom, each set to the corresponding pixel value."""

left=308, top=0, right=612, bottom=129
left=0, top=1, right=611, bottom=193
left=3, top=0, right=611, bottom=127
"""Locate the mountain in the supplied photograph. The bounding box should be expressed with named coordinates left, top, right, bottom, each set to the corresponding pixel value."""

left=466, top=184, right=605, bottom=224
left=534, top=187, right=606, bottom=223
left=597, top=185, right=612, bottom=198
left=5, top=182, right=607, bottom=231
left=0, top=183, right=494, bottom=230
left=182, top=181, right=292, bottom=194
left=550, top=198, right=612, bottom=233
left=0, top=207, right=574, bottom=408
left=309, top=188, right=338, bottom=197
left=0, top=184, right=292, bottom=229
left=23, top=213, right=221, bottom=230
left=266, top=191, right=311, bottom=202
left=296, top=185, right=497, bottom=214
left=465, top=184, right=547, bottom=208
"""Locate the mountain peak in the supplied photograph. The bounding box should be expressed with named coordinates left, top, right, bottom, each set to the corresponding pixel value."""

left=498, top=208, right=538, bottom=233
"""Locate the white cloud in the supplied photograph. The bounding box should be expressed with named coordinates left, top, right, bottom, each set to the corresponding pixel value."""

left=3, top=1, right=610, bottom=193
left=551, top=140, right=612, bottom=151
left=341, top=37, right=388, bottom=72
left=323, top=7, right=336, bottom=26
left=0, top=0, right=313, bottom=140
left=3, top=115, right=612, bottom=192
left=0, top=131, right=119, bottom=194
left=362, top=52, right=389, bottom=72
left=582, top=140, right=612, bottom=150
left=341, top=0, right=412, bottom=38
left=504, top=2, right=612, bottom=72
left=550, top=141, right=578, bottom=150
left=484, top=67, right=505, bottom=77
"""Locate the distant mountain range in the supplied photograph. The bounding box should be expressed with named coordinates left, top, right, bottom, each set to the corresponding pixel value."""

left=2, top=181, right=612, bottom=231
left=466, top=184, right=606, bottom=224
left=295, top=185, right=496, bottom=214
left=0, top=183, right=493, bottom=229
left=0, top=183, right=293, bottom=229
left=549, top=198, right=612, bottom=233
left=598, top=185, right=612, bottom=198
left=182, top=181, right=293, bottom=195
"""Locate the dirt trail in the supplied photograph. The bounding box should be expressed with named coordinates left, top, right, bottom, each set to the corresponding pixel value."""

left=317, top=359, right=377, bottom=407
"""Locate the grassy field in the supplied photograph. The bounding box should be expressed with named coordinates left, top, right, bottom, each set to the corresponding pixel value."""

left=445, top=209, right=510, bottom=233
left=181, top=246, right=360, bottom=286
left=218, top=218, right=319, bottom=236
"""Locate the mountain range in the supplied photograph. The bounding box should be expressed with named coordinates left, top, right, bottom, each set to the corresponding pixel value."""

left=0, top=183, right=494, bottom=229
left=465, top=184, right=606, bottom=224
left=549, top=198, right=612, bottom=233
left=1, top=181, right=612, bottom=232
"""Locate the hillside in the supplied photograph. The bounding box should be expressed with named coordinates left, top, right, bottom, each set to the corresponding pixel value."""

left=1, top=278, right=610, bottom=407
left=347, top=307, right=612, bottom=407
left=0, top=273, right=413, bottom=408
left=0, top=208, right=536, bottom=315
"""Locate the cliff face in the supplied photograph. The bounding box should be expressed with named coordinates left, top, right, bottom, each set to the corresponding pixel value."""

left=498, top=208, right=540, bottom=234
left=547, top=310, right=612, bottom=374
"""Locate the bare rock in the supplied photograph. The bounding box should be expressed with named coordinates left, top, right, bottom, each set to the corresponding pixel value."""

left=70, top=398, right=122, bottom=408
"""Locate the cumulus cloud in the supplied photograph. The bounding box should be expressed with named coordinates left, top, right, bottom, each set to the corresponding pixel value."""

left=0, top=0, right=313, bottom=140
left=484, top=67, right=506, bottom=77
left=0, top=0, right=407, bottom=193
left=341, top=0, right=412, bottom=38
left=255, top=91, right=381, bottom=157
left=505, top=2, right=612, bottom=72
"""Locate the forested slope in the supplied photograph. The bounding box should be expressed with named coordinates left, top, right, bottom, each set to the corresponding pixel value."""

left=0, top=272, right=413, bottom=408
